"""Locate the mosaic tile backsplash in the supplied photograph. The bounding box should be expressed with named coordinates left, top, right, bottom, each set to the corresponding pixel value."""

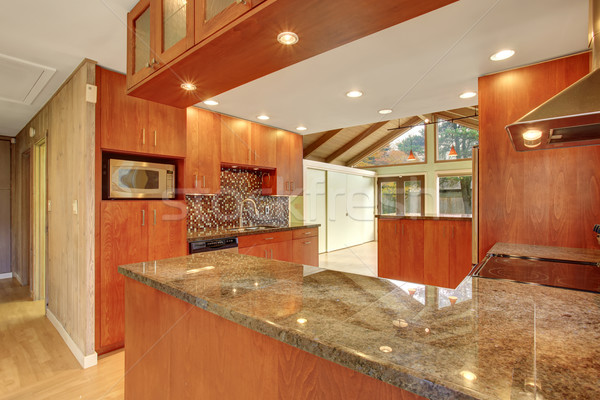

left=186, top=169, right=289, bottom=232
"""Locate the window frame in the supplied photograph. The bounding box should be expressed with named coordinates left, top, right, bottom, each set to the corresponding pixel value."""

left=377, top=175, right=425, bottom=216
left=434, top=115, right=479, bottom=163
left=355, top=124, right=428, bottom=168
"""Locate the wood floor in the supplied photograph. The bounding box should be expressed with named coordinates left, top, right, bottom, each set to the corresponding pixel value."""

left=0, top=278, right=124, bottom=400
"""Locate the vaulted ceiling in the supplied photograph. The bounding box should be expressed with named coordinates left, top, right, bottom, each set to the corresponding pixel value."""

left=303, top=107, right=478, bottom=166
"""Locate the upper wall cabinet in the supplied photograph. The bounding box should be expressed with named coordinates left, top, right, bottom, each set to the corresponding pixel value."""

left=98, top=67, right=186, bottom=158
left=127, top=0, right=195, bottom=88
left=126, top=0, right=457, bottom=107
left=195, top=0, right=264, bottom=43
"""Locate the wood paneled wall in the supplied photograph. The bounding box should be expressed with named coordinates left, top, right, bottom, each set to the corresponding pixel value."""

left=0, top=139, right=10, bottom=275
left=11, top=60, right=97, bottom=360
left=478, top=52, right=600, bottom=260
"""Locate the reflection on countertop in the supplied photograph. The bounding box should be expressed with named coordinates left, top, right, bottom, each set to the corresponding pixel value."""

left=187, top=223, right=320, bottom=242
left=119, top=252, right=600, bottom=400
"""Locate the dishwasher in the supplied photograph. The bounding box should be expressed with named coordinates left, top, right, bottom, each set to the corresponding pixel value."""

left=188, top=237, right=238, bottom=254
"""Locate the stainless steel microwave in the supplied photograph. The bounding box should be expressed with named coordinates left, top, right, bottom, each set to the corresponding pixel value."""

left=108, top=159, right=175, bottom=199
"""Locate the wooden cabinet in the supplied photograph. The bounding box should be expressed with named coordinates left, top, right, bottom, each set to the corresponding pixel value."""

left=238, top=228, right=318, bottom=266
left=378, top=218, right=471, bottom=288
left=220, top=116, right=276, bottom=168
left=276, top=130, right=303, bottom=195
left=185, top=107, right=221, bottom=194
left=127, top=0, right=195, bottom=88
left=98, top=67, right=186, bottom=157
left=292, top=228, right=318, bottom=266
left=195, top=0, right=264, bottom=44
left=97, top=200, right=187, bottom=353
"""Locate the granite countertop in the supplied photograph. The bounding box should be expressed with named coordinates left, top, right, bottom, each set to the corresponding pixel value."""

left=119, top=253, right=600, bottom=400
left=187, top=223, right=320, bottom=242
left=376, top=214, right=472, bottom=221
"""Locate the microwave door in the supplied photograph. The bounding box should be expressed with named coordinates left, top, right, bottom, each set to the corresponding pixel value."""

left=110, top=165, right=166, bottom=199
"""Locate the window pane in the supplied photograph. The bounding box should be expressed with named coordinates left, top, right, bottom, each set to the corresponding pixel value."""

left=380, top=182, right=397, bottom=215
left=439, top=176, right=472, bottom=215
left=163, top=0, right=187, bottom=51
left=355, top=125, right=425, bottom=167
left=404, top=180, right=422, bottom=216
left=436, top=119, right=478, bottom=161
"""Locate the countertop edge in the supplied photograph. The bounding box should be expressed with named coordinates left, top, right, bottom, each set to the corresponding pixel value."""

left=118, top=265, right=481, bottom=400
left=187, top=224, right=321, bottom=242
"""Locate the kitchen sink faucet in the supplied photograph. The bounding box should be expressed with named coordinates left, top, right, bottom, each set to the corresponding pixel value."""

left=239, top=198, right=259, bottom=228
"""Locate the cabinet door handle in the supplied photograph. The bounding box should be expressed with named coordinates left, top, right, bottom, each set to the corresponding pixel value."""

left=194, top=173, right=198, bottom=188
left=141, top=210, right=145, bottom=226
left=285, top=182, right=289, bottom=191
left=270, top=249, right=273, bottom=259
left=290, top=181, right=294, bottom=192
left=235, top=0, right=246, bottom=4
left=203, top=176, right=206, bottom=188
left=264, top=250, right=268, bottom=258
left=142, top=128, right=146, bottom=145
left=304, top=241, right=311, bottom=245
left=153, top=209, right=157, bottom=226
left=264, top=237, right=274, bottom=241
left=154, top=130, right=157, bottom=147
left=248, top=149, right=251, bottom=162
left=304, top=232, right=312, bottom=235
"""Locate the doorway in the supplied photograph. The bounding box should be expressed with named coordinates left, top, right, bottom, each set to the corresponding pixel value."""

left=20, top=150, right=31, bottom=291
left=377, top=175, right=425, bottom=216
left=33, top=139, right=47, bottom=301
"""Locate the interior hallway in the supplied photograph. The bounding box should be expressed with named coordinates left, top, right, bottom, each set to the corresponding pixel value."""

left=0, top=278, right=123, bottom=400
left=318, top=241, right=378, bottom=277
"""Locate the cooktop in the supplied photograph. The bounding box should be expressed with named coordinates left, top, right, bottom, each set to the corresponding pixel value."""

left=472, top=255, right=600, bottom=293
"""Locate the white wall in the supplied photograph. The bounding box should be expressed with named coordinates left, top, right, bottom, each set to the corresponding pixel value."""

left=303, top=160, right=375, bottom=253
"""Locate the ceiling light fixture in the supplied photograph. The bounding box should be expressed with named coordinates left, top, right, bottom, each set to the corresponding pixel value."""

left=448, top=144, right=458, bottom=158
left=460, top=371, right=477, bottom=381
left=203, top=99, right=219, bottom=106
left=181, top=82, right=196, bottom=91
left=378, top=109, right=393, bottom=115
left=257, top=115, right=270, bottom=120
left=346, top=90, right=363, bottom=98
left=490, top=49, right=515, bottom=61
left=277, top=32, right=299, bottom=45
left=296, top=126, right=307, bottom=131
left=296, top=318, right=307, bottom=324
left=459, top=91, right=477, bottom=99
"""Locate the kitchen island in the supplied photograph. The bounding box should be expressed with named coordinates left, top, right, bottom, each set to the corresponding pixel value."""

left=118, top=252, right=600, bottom=400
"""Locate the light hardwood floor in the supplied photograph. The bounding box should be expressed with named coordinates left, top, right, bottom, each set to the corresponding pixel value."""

left=0, top=278, right=124, bottom=400
left=318, top=241, right=378, bottom=277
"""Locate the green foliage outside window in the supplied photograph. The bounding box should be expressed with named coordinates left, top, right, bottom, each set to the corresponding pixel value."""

left=355, top=125, right=425, bottom=167
left=436, top=120, right=479, bottom=161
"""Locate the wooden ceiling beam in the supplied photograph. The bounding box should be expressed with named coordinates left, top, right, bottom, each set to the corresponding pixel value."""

left=324, top=120, right=389, bottom=163
left=345, top=116, right=422, bottom=166
left=303, top=128, right=344, bottom=158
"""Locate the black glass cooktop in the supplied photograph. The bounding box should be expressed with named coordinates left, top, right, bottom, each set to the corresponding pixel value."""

left=473, top=255, right=600, bottom=293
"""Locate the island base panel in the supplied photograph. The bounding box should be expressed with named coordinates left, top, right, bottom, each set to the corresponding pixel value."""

left=124, top=278, right=424, bottom=400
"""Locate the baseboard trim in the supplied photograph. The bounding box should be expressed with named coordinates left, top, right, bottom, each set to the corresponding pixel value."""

left=46, top=308, right=98, bottom=369
left=0, top=272, right=13, bottom=280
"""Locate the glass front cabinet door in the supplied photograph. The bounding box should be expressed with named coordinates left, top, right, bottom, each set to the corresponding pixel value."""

left=127, top=0, right=194, bottom=88
left=195, top=0, right=265, bottom=43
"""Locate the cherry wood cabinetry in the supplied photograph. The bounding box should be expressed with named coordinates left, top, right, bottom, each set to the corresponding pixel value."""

left=220, top=115, right=276, bottom=168
left=127, top=0, right=195, bottom=88
left=185, top=107, right=221, bottom=194
left=195, top=0, right=264, bottom=44
left=378, top=218, right=471, bottom=288
left=97, top=200, right=187, bottom=353
left=276, top=130, right=303, bottom=195
left=97, top=67, right=186, bottom=158
left=238, top=228, right=318, bottom=266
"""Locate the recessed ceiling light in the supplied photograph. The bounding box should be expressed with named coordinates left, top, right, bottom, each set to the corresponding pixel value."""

left=460, top=371, right=477, bottom=381
left=346, top=90, right=363, bottom=98
left=257, top=115, right=270, bottom=120
left=296, top=318, right=307, bottom=324
left=378, top=109, right=393, bottom=115
left=296, top=126, right=307, bottom=131
left=203, top=99, right=219, bottom=106
left=490, top=49, right=515, bottom=61
left=277, top=32, right=299, bottom=45
left=180, top=82, right=196, bottom=91
left=459, top=91, right=477, bottom=99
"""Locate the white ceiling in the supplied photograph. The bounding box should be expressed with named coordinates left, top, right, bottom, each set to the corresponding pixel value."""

left=0, top=0, right=589, bottom=137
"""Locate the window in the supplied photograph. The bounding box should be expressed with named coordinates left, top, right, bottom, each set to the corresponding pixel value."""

left=355, top=124, right=426, bottom=167
left=438, top=174, right=472, bottom=216
left=377, top=175, right=424, bottom=216
left=435, top=117, right=478, bottom=161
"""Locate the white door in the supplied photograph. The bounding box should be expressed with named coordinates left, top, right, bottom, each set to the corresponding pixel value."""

left=346, top=174, right=375, bottom=245
left=327, top=171, right=350, bottom=252
left=305, top=168, right=327, bottom=253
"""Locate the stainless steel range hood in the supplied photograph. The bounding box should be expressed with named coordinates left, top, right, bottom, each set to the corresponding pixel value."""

left=506, top=0, right=600, bottom=151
